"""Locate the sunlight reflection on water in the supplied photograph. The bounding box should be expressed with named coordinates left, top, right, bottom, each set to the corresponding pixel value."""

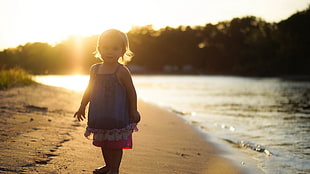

left=34, top=75, right=89, bottom=91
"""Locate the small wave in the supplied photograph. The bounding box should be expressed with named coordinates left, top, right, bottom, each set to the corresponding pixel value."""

left=169, top=108, right=194, bottom=116
left=223, top=139, right=273, bottom=156
left=239, top=141, right=273, bottom=156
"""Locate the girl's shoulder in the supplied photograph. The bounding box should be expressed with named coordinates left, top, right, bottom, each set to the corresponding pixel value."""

left=117, top=65, right=133, bottom=83
left=118, top=64, right=131, bottom=75
left=90, top=63, right=102, bottom=70
left=90, top=63, right=103, bottom=73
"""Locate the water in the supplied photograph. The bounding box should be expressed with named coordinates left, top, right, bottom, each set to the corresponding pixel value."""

left=34, top=75, right=310, bottom=174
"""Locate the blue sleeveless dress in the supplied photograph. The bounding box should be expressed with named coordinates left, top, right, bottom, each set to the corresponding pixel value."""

left=84, top=63, right=137, bottom=149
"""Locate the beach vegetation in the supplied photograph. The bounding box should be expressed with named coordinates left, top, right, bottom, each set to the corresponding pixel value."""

left=0, top=67, right=36, bottom=90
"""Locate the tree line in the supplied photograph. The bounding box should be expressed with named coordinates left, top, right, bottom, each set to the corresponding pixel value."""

left=1, top=6, right=309, bottom=76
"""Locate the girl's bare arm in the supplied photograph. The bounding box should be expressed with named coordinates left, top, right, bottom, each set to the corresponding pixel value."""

left=118, top=66, right=140, bottom=123
left=74, top=65, right=96, bottom=121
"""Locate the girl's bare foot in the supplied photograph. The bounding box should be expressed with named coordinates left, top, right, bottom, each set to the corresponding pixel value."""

left=93, top=166, right=109, bottom=174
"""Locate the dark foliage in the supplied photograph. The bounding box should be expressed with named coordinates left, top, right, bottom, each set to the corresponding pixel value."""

left=1, top=6, right=309, bottom=76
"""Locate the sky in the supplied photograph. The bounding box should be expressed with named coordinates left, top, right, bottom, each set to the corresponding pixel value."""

left=0, top=0, right=309, bottom=50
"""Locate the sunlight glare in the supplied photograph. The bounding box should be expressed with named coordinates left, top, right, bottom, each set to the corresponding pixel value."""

left=34, top=75, right=89, bottom=91
left=2, top=0, right=132, bottom=49
left=1, top=0, right=309, bottom=50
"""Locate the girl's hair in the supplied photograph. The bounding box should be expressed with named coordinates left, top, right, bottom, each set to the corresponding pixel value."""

left=95, top=29, right=134, bottom=64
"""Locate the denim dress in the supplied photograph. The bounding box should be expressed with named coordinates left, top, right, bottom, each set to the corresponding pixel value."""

left=85, top=64, right=137, bottom=149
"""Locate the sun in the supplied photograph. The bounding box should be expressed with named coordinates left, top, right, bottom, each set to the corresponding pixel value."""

left=4, top=0, right=134, bottom=49
left=34, top=0, right=131, bottom=43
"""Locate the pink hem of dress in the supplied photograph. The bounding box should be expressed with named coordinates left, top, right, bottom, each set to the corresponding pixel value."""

left=85, top=123, right=138, bottom=149
left=93, top=135, right=133, bottom=149
left=84, top=123, right=138, bottom=141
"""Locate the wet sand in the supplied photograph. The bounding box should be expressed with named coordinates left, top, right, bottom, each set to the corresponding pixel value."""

left=0, top=84, right=243, bottom=174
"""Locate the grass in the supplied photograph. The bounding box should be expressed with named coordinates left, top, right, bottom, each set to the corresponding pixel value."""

left=0, top=68, right=36, bottom=90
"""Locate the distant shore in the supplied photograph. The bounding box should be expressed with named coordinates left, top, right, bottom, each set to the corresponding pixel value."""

left=0, top=84, right=243, bottom=173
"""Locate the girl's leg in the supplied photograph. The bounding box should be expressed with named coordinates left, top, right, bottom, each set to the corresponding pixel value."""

left=94, top=147, right=110, bottom=173
left=101, top=147, right=111, bottom=167
left=106, top=149, right=123, bottom=174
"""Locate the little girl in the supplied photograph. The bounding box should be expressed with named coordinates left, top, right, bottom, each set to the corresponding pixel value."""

left=74, top=29, right=140, bottom=174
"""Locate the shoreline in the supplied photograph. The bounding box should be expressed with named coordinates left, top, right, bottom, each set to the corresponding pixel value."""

left=0, top=84, right=244, bottom=173
left=145, top=101, right=264, bottom=174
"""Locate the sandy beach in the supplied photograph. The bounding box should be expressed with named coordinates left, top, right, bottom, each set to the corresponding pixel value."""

left=0, top=84, right=243, bottom=174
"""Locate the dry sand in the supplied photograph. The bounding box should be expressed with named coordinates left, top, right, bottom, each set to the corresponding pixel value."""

left=0, top=84, right=243, bottom=174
